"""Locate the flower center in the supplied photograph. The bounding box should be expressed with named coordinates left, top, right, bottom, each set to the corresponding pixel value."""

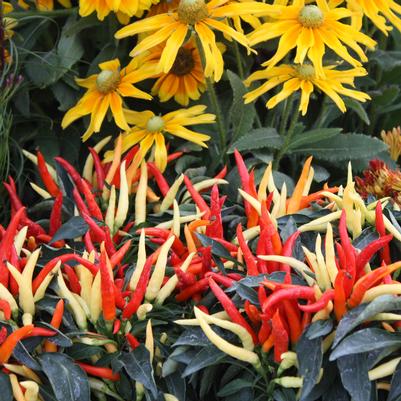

left=298, top=5, right=324, bottom=28
left=96, top=70, right=120, bottom=94
left=177, top=0, right=208, bottom=25
left=146, top=116, right=165, bottom=132
left=296, top=64, right=316, bottom=80
left=171, top=47, right=196, bottom=76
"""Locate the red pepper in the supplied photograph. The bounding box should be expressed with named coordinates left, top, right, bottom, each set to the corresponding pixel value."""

left=0, top=325, right=34, bottom=363
left=126, top=333, right=140, bottom=349
left=140, top=228, right=187, bottom=257
left=99, top=248, right=116, bottom=322
left=9, top=247, right=20, bottom=296
left=88, top=147, right=106, bottom=191
left=262, top=287, right=316, bottom=318
left=82, top=213, right=106, bottom=243
left=298, top=289, right=335, bottom=312
left=280, top=231, right=301, bottom=275
left=206, top=185, right=224, bottom=239
left=260, top=201, right=282, bottom=255
left=208, top=278, right=257, bottom=344
left=234, top=150, right=253, bottom=227
left=63, top=264, right=82, bottom=294
left=334, top=270, right=347, bottom=320
left=110, top=240, right=132, bottom=269
left=258, top=319, right=271, bottom=344
left=147, top=162, right=170, bottom=197
left=54, top=157, right=86, bottom=194
left=244, top=300, right=261, bottom=324
left=0, top=300, right=11, bottom=320
left=258, top=286, right=267, bottom=305
left=49, top=192, right=63, bottom=237
left=25, top=327, right=57, bottom=338
left=103, top=226, right=117, bottom=256
left=84, top=232, right=96, bottom=254
left=282, top=300, right=302, bottom=344
left=167, top=152, right=183, bottom=163
left=197, top=305, right=209, bottom=314
left=175, top=266, right=196, bottom=287
left=201, top=246, right=212, bottom=277
left=205, top=272, right=234, bottom=288
left=214, top=165, right=227, bottom=180
left=175, top=278, right=209, bottom=302
left=32, top=254, right=97, bottom=294
left=375, top=202, right=391, bottom=265
left=272, top=310, right=289, bottom=362
left=36, top=150, right=60, bottom=197
left=0, top=327, right=7, bottom=346
left=50, top=299, right=64, bottom=328
left=80, top=179, right=103, bottom=221
left=262, top=333, right=274, bottom=353
left=355, top=235, right=393, bottom=274
left=77, top=362, right=120, bottom=381
left=339, top=210, right=356, bottom=297
left=184, top=175, right=210, bottom=218
left=73, top=187, right=90, bottom=216
left=122, top=256, right=153, bottom=319
left=113, top=319, right=121, bottom=335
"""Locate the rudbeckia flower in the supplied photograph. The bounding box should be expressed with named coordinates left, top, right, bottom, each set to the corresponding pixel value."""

left=345, top=0, right=401, bottom=33
left=115, top=0, right=279, bottom=82
left=141, top=38, right=206, bottom=106
left=106, top=105, right=214, bottom=172
left=62, top=58, right=154, bottom=141
left=2, top=2, right=13, bottom=13
left=381, top=126, right=401, bottom=161
left=249, top=0, right=376, bottom=77
left=244, top=63, right=370, bottom=115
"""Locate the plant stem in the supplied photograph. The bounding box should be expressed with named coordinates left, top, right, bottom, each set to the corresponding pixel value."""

left=274, top=97, right=300, bottom=169
left=233, top=40, right=244, bottom=79
left=8, top=7, right=77, bottom=18
left=278, top=98, right=291, bottom=137
left=195, top=35, right=226, bottom=161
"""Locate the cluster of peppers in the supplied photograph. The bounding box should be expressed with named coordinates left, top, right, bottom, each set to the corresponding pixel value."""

left=0, top=142, right=401, bottom=399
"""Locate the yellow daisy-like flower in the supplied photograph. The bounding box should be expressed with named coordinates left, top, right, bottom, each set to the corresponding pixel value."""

left=244, top=63, right=370, bottom=115
left=147, top=0, right=180, bottom=16
left=381, top=126, right=401, bottom=161
left=105, top=0, right=159, bottom=18
left=2, top=2, right=13, bottom=13
left=107, top=105, right=214, bottom=172
left=79, top=0, right=112, bottom=20
left=62, top=58, right=154, bottom=141
left=141, top=38, right=206, bottom=106
left=249, top=0, right=376, bottom=77
left=115, top=0, right=278, bottom=82
left=346, top=0, right=401, bottom=33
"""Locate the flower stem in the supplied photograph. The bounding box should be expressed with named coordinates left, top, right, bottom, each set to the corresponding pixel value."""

left=233, top=40, right=244, bottom=79
left=274, top=96, right=300, bottom=169
left=195, top=35, right=226, bottom=160
left=8, top=7, right=77, bottom=18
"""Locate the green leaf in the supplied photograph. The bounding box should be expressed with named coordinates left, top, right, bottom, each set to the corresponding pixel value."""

left=66, top=343, right=105, bottom=360
left=228, top=128, right=283, bottom=153
left=0, top=372, right=13, bottom=401
left=217, top=379, right=253, bottom=397
left=343, top=98, right=370, bottom=125
left=287, top=128, right=342, bottom=151
left=57, top=14, right=84, bottom=73
left=118, top=346, right=157, bottom=398
left=297, top=330, right=323, bottom=400
left=337, top=354, right=371, bottom=401
left=51, top=81, right=78, bottom=112
left=227, top=70, right=256, bottom=141
left=374, top=86, right=400, bottom=108
left=25, top=51, right=61, bottom=88
left=51, top=216, right=89, bottom=243
left=196, top=233, right=240, bottom=266
left=305, top=320, right=333, bottom=340
left=39, top=353, right=90, bottom=401
left=331, top=328, right=401, bottom=360
left=182, top=346, right=226, bottom=377
left=388, top=359, right=401, bottom=401
left=288, top=133, right=388, bottom=162
left=333, top=295, right=401, bottom=347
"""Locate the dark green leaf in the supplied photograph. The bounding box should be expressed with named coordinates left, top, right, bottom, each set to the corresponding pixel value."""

left=333, top=295, right=401, bottom=347
left=273, top=388, right=297, bottom=401
left=119, top=346, right=157, bottom=398
left=0, top=372, right=13, bottom=401
left=331, top=328, right=401, bottom=360
left=305, top=320, right=333, bottom=340
left=51, top=216, right=89, bottom=243
left=228, top=128, right=283, bottom=153
left=227, top=70, right=256, bottom=141
left=39, top=353, right=90, bottom=401
left=337, top=354, right=371, bottom=401
left=174, top=327, right=213, bottom=347
left=217, top=379, right=253, bottom=397
left=196, top=233, right=240, bottom=265
left=297, top=331, right=323, bottom=400
left=287, top=128, right=342, bottom=151
left=66, top=343, right=105, bottom=360
left=288, top=133, right=387, bottom=162
left=343, top=99, right=370, bottom=125
left=388, top=359, right=401, bottom=401
left=182, top=346, right=226, bottom=377
left=165, top=370, right=186, bottom=401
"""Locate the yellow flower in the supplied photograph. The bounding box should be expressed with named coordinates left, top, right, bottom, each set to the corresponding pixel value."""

left=3, top=17, right=18, bottom=40
left=147, top=0, right=180, bottom=16
left=79, top=0, right=112, bottom=20
left=62, top=58, right=154, bottom=141
left=35, top=0, right=71, bottom=10
left=141, top=38, right=206, bottom=106
left=106, top=105, right=214, bottom=172
left=2, top=2, right=13, bottom=13
left=381, top=126, right=401, bottom=161
left=107, top=0, right=158, bottom=17
left=244, top=63, right=370, bottom=115
left=115, top=0, right=278, bottom=82
left=346, top=0, right=401, bottom=34
left=249, top=0, right=376, bottom=78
